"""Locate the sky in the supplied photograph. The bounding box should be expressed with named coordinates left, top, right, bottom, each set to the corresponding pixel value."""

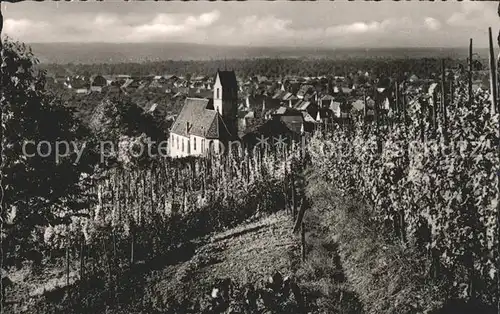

left=2, top=1, right=498, bottom=48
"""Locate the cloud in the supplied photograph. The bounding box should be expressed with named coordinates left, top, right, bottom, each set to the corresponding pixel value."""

left=325, top=17, right=415, bottom=35
left=228, top=15, right=440, bottom=46
left=126, top=10, right=221, bottom=42
left=424, top=17, right=441, bottom=31
left=1, top=8, right=473, bottom=48
left=3, top=18, right=50, bottom=40
left=3, top=11, right=221, bottom=43
left=93, top=14, right=119, bottom=27
left=447, top=2, right=496, bottom=28
left=326, top=21, right=381, bottom=35
left=240, top=15, right=292, bottom=34
left=186, top=11, right=220, bottom=28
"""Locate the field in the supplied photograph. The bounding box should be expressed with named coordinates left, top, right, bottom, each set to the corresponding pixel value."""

left=29, top=42, right=488, bottom=64
left=6, top=212, right=300, bottom=313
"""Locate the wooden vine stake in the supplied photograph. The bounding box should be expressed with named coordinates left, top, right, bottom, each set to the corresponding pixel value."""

left=488, top=27, right=498, bottom=114
left=469, top=38, right=473, bottom=108
left=293, top=198, right=307, bottom=234
left=300, top=222, right=306, bottom=262
left=363, top=89, right=367, bottom=123
left=291, top=171, right=297, bottom=219
left=419, top=96, right=426, bottom=143
left=395, top=80, right=399, bottom=118
left=450, top=77, right=454, bottom=109
left=493, top=9, right=500, bottom=313
left=403, top=85, right=408, bottom=129
left=66, top=237, right=70, bottom=287
left=130, top=221, right=135, bottom=266
left=432, top=90, right=438, bottom=139
left=441, top=59, right=449, bottom=144
left=375, top=90, right=382, bottom=154
left=80, top=234, right=85, bottom=282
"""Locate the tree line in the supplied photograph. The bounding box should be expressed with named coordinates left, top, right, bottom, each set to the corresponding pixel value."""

left=39, top=57, right=473, bottom=81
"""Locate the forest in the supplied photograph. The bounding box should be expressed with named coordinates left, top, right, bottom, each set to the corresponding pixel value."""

left=39, top=57, right=480, bottom=81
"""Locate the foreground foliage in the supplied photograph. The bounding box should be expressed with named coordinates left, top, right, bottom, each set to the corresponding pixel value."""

left=1, top=39, right=98, bottom=267
left=308, top=74, right=498, bottom=312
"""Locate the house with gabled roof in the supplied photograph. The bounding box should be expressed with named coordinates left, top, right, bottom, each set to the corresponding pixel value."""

left=241, top=118, right=299, bottom=151
left=297, top=84, right=314, bottom=99
left=67, top=78, right=89, bottom=94
left=293, top=100, right=319, bottom=119
left=121, top=79, right=135, bottom=90
left=316, top=107, right=334, bottom=123
left=272, top=89, right=287, bottom=100
left=90, top=75, right=107, bottom=92
left=282, top=93, right=299, bottom=108
left=169, top=70, right=239, bottom=158
left=302, top=111, right=317, bottom=124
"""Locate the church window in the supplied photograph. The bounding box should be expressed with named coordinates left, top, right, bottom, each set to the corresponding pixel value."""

left=216, top=88, right=220, bottom=99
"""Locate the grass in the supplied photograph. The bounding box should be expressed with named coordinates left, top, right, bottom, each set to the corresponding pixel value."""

left=6, top=211, right=303, bottom=313
left=150, top=211, right=300, bottom=306
left=303, top=171, right=455, bottom=314
left=295, top=202, right=364, bottom=314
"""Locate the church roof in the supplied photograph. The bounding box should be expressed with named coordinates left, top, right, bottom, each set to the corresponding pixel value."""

left=170, top=98, right=233, bottom=140
left=302, top=111, right=316, bottom=123
left=216, top=70, right=238, bottom=90
left=294, top=100, right=313, bottom=111
left=280, top=115, right=304, bottom=134
left=242, top=118, right=296, bottom=139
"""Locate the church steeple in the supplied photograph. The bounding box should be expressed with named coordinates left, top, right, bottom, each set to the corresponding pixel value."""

left=213, top=70, right=238, bottom=136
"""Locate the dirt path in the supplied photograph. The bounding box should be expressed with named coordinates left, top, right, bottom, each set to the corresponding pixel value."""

left=146, top=212, right=300, bottom=306
left=296, top=207, right=364, bottom=314
left=6, top=208, right=364, bottom=313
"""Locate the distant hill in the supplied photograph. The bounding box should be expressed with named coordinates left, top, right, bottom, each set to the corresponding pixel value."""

left=27, top=42, right=488, bottom=64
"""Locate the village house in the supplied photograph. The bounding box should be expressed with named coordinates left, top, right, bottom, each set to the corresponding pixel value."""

left=169, top=70, right=239, bottom=158
left=65, top=76, right=89, bottom=94
left=293, top=99, right=319, bottom=119
left=237, top=111, right=251, bottom=132
left=316, top=107, right=334, bottom=124
left=90, top=75, right=107, bottom=93
left=282, top=92, right=300, bottom=108
left=241, top=118, right=298, bottom=152
left=148, top=79, right=164, bottom=89
left=297, top=85, right=314, bottom=99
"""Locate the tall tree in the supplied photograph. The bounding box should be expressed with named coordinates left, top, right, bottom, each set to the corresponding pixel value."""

left=1, top=39, right=97, bottom=266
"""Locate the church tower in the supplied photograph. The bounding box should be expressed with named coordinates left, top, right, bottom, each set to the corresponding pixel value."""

left=213, top=70, right=238, bottom=138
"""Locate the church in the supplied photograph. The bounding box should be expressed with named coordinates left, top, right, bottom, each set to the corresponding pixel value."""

left=169, top=70, right=239, bottom=158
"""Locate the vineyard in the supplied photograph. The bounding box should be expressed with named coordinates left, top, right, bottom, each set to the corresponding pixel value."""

left=4, top=145, right=316, bottom=313
left=308, top=55, right=499, bottom=311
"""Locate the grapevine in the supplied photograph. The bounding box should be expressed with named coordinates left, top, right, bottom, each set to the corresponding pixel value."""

left=308, top=70, right=499, bottom=307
